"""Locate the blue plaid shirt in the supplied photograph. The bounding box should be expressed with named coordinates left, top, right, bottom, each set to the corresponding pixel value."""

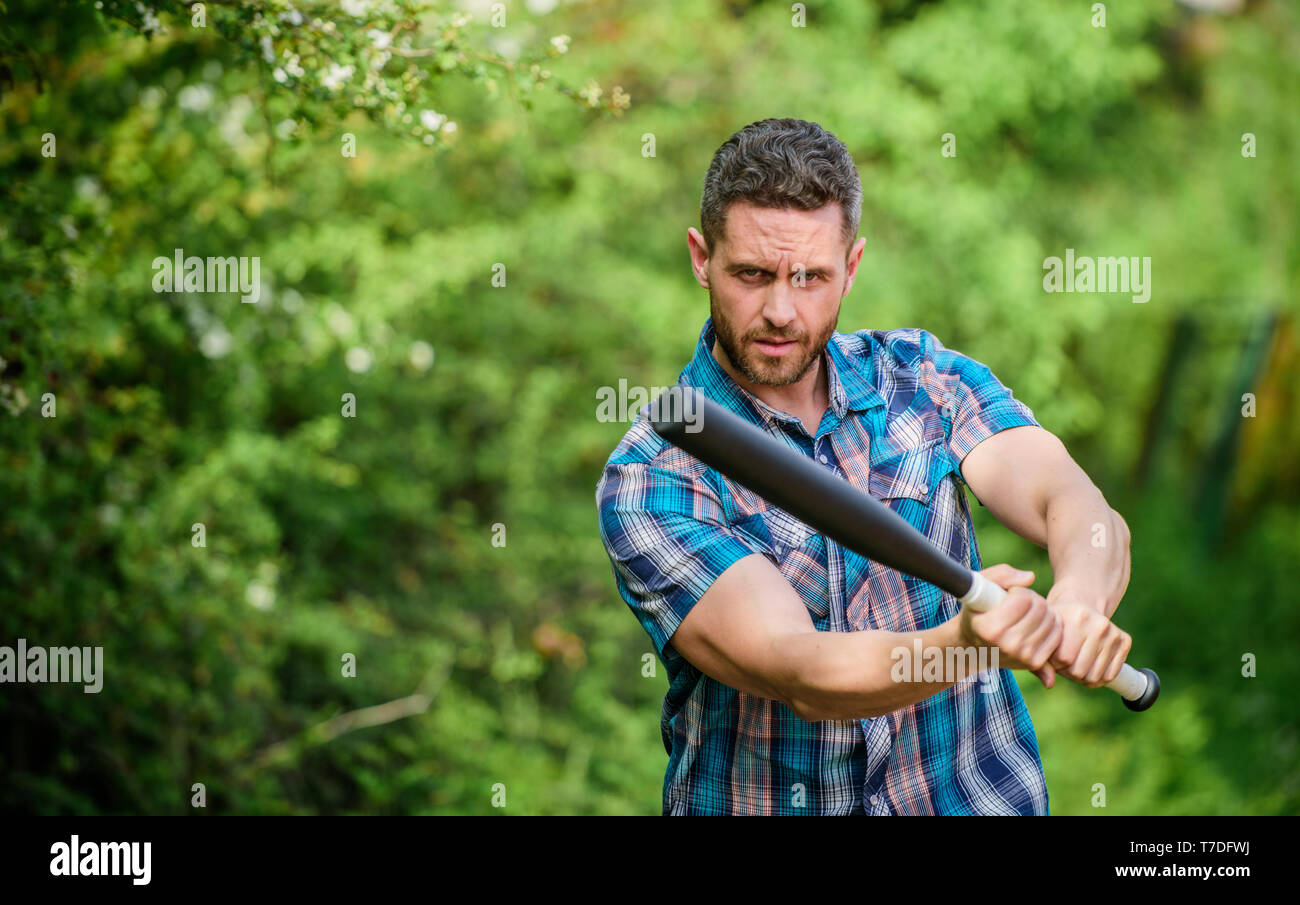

left=596, top=318, right=1049, bottom=815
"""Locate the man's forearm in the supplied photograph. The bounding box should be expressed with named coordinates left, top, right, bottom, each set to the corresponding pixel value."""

left=963, top=427, right=1130, bottom=618
left=1044, top=483, right=1131, bottom=617
left=781, top=616, right=980, bottom=721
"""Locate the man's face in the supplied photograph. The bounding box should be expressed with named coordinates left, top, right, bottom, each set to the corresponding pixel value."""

left=689, top=201, right=865, bottom=387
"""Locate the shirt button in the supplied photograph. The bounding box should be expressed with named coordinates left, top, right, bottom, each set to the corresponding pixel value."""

left=773, top=545, right=783, bottom=556
left=818, top=454, right=829, bottom=465
left=869, top=795, right=880, bottom=807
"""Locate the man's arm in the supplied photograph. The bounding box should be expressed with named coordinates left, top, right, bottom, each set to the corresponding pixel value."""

left=670, top=554, right=1062, bottom=721
left=959, top=425, right=1134, bottom=688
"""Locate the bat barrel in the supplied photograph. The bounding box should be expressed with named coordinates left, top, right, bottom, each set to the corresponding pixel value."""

left=646, top=386, right=975, bottom=597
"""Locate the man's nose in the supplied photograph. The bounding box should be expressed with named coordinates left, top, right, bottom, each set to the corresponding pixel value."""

left=761, top=281, right=797, bottom=329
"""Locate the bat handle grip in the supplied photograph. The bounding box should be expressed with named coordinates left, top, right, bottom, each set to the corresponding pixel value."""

left=957, top=572, right=1160, bottom=712
left=957, top=569, right=1009, bottom=613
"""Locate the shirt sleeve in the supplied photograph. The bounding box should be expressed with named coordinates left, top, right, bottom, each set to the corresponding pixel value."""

left=596, top=461, right=759, bottom=662
left=917, top=330, right=1040, bottom=479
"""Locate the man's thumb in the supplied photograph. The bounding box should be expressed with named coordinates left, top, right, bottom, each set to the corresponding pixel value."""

left=1034, top=663, right=1056, bottom=689
left=980, top=563, right=1035, bottom=589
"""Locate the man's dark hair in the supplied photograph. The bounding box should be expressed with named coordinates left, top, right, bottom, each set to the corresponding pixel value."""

left=699, top=118, right=861, bottom=256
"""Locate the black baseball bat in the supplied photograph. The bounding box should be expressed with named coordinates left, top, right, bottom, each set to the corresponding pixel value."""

left=645, top=385, right=1159, bottom=711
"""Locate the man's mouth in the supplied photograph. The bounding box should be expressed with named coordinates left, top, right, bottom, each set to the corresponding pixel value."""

left=752, top=337, right=798, bottom=356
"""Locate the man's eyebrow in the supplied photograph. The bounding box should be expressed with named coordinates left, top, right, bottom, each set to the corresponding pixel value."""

left=726, top=261, right=834, bottom=274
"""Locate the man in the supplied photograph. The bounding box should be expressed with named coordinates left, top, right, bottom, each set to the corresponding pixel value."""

left=595, top=118, right=1133, bottom=815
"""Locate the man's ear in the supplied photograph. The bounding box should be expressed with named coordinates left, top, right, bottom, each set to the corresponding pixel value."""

left=687, top=227, right=711, bottom=289
left=843, top=236, right=867, bottom=295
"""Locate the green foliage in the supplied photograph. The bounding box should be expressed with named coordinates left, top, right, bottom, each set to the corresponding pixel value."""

left=1, top=0, right=1296, bottom=814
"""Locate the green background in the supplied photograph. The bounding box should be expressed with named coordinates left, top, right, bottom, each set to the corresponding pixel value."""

left=2, top=0, right=1297, bottom=814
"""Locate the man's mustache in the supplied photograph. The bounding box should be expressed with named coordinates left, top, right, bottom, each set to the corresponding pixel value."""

left=745, top=330, right=806, bottom=343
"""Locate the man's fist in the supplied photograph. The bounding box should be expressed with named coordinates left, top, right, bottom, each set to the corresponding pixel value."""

left=959, top=564, right=1062, bottom=688
left=1045, top=600, right=1133, bottom=688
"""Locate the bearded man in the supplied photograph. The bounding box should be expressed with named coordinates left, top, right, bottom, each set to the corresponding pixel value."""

left=596, top=118, right=1132, bottom=816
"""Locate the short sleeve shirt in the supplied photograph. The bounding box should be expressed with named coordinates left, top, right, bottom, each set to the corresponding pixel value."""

left=595, top=318, right=1048, bottom=815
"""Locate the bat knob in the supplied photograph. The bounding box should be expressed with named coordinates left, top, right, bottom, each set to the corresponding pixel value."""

left=1122, top=667, right=1161, bottom=712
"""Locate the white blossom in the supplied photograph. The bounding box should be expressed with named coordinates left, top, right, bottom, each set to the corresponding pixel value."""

left=346, top=347, right=374, bottom=373
left=199, top=324, right=233, bottom=359
left=178, top=84, right=214, bottom=112
left=326, top=304, right=355, bottom=337
left=75, top=176, right=102, bottom=199
left=321, top=63, right=355, bottom=91
left=409, top=341, right=435, bottom=371
left=246, top=581, right=275, bottom=610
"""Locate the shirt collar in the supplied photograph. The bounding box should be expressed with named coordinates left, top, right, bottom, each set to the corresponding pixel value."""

left=679, top=318, right=885, bottom=431
left=826, top=328, right=888, bottom=414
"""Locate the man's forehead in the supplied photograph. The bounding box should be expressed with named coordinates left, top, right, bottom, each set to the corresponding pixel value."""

left=718, top=201, right=845, bottom=264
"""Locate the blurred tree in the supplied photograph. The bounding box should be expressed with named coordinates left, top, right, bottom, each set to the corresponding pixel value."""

left=0, top=0, right=1296, bottom=815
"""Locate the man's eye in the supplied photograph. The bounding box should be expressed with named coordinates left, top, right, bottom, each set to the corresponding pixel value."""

left=741, top=269, right=763, bottom=278
left=795, top=272, right=819, bottom=283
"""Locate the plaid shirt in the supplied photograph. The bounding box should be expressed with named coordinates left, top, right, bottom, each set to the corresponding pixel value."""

left=596, top=318, right=1048, bottom=815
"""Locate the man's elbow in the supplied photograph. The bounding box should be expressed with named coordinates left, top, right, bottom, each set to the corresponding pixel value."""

left=1112, top=508, right=1131, bottom=548
left=781, top=663, right=890, bottom=723
left=785, top=687, right=829, bottom=722
left=779, top=660, right=831, bottom=722
left=786, top=690, right=833, bottom=722
left=789, top=694, right=892, bottom=723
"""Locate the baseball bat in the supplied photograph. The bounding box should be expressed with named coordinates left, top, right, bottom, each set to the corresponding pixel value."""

left=645, top=385, right=1159, bottom=712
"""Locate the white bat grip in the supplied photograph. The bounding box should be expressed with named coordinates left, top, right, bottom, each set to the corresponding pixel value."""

left=1107, top=663, right=1150, bottom=700
left=957, top=570, right=1008, bottom=613
left=957, top=571, right=1151, bottom=703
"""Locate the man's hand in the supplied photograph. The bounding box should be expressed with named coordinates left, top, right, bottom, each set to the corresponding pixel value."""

left=960, top=564, right=1062, bottom=688
left=960, top=426, right=1135, bottom=690
left=1043, top=597, right=1133, bottom=688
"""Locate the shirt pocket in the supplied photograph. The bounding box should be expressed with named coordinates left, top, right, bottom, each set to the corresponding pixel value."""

left=730, top=506, right=830, bottom=622
left=868, top=439, right=946, bottom=504
left=863, top=440, right=962, bottom=627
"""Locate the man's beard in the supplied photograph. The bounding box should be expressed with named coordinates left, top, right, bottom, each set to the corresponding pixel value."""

left=710, top=289, right=838, bottom=387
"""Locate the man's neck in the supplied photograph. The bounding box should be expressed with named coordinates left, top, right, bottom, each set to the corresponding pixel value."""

left=712, top=339, right=830, bottom=435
